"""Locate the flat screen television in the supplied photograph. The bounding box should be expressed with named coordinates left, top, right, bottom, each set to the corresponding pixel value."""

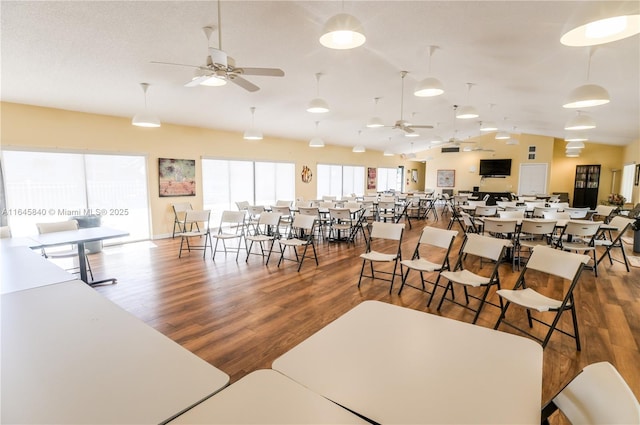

left=479, top=159, right=512, bottom=176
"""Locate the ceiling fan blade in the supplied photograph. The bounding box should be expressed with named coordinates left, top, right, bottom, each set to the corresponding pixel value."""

left=403, top=126, right=415, bottom=134
left=408, top=124, right=434, bottom=129
left=150, top=60, right=201, bottom=69
left=239, top=67, right=285, bottom=77
left=229, top=75, right=260, bottom=92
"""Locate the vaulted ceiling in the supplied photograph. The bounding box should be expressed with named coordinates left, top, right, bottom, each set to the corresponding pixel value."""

left=2, top=1, right=638, bottom=155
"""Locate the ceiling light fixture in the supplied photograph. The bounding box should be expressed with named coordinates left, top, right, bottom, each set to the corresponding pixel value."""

left=243, top=106, right=263, bottom=140
left=383, top=150, right=394, bottom=156
left=456, top=83, right=479, bottom=119
left=319, top=2, right=366, bottom=50
left=309, top=121, right=325, bottom=147
left=366, top=97, right=384, bottom=128
left=353, top=130, right=366, bottom=152
left=560, top=2, right=640, bottom=46
left=563, top=48, right=610, bottom=108
left=566, top=140, right=586, bottom=149
left=132, top=83, right=161, bottom=128
left=566, top=150, right=581, bottom=157
left=565, top=111, right=596, bottom=130
left=565, top=132, right=589, bottom=142
left=414, top=45, right=444, bottom=97
left=307, top=73, right=330, bottom=113
left=505, top=126, right=520, bottom=145
left=494, top=117, right=510, bottom=139
left=480, top=104, right=498, bottom=131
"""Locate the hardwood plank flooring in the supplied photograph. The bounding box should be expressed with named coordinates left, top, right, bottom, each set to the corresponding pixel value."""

left=89, top=212, right=640, bottom=422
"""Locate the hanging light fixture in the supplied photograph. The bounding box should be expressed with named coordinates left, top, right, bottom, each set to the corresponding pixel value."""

left=495, top=117, right=510, bottom=139
left=132, top=83, right=161, bottom=128
left=456, top=83, right=479, bottom=119
left=309, top=121, right=325, bottom=147
left=414, top=45, right=444, bottom=97
left=566, top=140, right=586, bottom=149
left=366, top=97, right=385, bottom=128
left=565, top=111, right=596, bottom=130
left=243, top=106, right=263, bottom=140
left=307, top=73, right=330, bottom=113
left=566, top=150, right=581, bottom=157
left=560, top=2, right=640, bottom=46
left=565, top=132, right=589, bottom=142
left=352, top=130, right=366, bottom=152
left=563, top=48, right=610, bottom=108
left=480, top=104, right=498, bottom=131
left=383, top=150, right=394, bottom=156
left=319, top=2, right=366, bottom=50
left=505, top=126, right=520, bottom=145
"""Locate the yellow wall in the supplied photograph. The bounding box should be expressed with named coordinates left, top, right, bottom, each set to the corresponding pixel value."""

left=1, top=102, right=425, bottom=238
left=623, top=139, right=640, bottom=205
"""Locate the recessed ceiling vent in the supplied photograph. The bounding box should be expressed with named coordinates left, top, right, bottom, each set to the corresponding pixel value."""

left=441, top=146, right=460, bottom=153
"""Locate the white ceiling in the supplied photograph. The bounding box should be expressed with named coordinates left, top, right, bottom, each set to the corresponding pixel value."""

left=2, top=1, right=639, bottom=155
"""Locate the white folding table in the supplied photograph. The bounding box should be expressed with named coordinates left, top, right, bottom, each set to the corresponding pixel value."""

left=1, top=280, right=229, bottom=424
left=170, top=369, right=367, bottom=424
left=29, top=226, right=129, bottom=284
left=1, top=244, right=75, bottom=294
left=273, top=300, right=543, bottom=424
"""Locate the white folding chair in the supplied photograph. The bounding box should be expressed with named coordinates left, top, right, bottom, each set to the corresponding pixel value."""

left=595, top=215, right=635, bottom=272
left=328, top=208, right=355, bottom=242
left=494, top=245, right=590, bottom=349
left=398, top=227, right=458, bottom=307
left=516, top=219, right=557, bottom=270
left=211, top=210, right=246, bottom=261
left=556, top=220, right=602, bottom=276
left=564, top=207, right=590, bottom=219
left=541, top=362, right=640, bottom=425
left=357, top=222, right=405, bottom=293
left=277, top=214, right=318, bottom=271
left=36, top=220, right=93, bottom=280
left=437, top=233, right=510, bottom=324
left=171, top=202, right=193, bottom=238
left=592, top=204, right=617, bottom=223
left=270, top=205, right=293, bottom=237
left=245, top=212, right=281, bottom=264
left=178, top=210, right=212, bottom=258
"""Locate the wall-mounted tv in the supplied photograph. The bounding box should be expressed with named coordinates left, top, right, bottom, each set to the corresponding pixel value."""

left=479, top=159, right=512, bottom=176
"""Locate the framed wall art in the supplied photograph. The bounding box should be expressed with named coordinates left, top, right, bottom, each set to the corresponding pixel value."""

left=158, top=158, right=196, bottom=197
left=437, top=169, right=455, bottom=187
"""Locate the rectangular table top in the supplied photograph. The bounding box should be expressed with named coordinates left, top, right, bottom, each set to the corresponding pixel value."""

left=170, top=369, right=366, bottom=424
left=28, top=226, right=129, bottom=248
left=0, top=245, right=75, bottom=294
left=273, top=300, right=542, bottom=424
left=1, top=280, right=229, bottom=424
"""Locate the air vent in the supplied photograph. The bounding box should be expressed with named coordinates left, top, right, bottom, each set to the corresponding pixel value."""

left=441, top=147, right=460, bottom=153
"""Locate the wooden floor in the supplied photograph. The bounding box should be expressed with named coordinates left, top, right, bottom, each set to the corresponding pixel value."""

left=89, top=210, right=640, bottom=422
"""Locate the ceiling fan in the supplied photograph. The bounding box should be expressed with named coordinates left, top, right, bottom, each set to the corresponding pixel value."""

left=387, top=71, right=433, bottom=134
left=151, top=2, right=284, bottom=92
left=434, top=105, right=476, bottom=147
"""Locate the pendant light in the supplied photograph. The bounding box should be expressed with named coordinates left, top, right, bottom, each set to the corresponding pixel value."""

left=495, top=117, right=510, bottom=139
left=566, top=140, right=586, bottom=149
left=132, top=83, right=161, bottom=128
left=505, top=127, right=520, bottom=145
left=414, top=46, right=444, bottom=97
left=456, top=83, right=479, bottom=119
left=480, top=104, right=498, bottom=132
left=307, top=73, right=330, bottom=113
left=319, top=2, right=366, bottom=50
left=565, top=132, right=589, bottom=142
left=383, top=137, right=394, bottom=156
left=560, top=2, right=640, bottom=46
left=565, top=111, right=596, bottom=130
left=352, top=130, right=366, bottom=152
left=563, top=48, right=610, bottom=108
left=243, top=107, right=263, bottom=140
left=309, top=121, right=325, bottom=147
left=366, top=97, right=384, bottom=128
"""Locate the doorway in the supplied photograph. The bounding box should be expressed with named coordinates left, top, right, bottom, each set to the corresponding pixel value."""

left=518, top=163, right=548, bottom=195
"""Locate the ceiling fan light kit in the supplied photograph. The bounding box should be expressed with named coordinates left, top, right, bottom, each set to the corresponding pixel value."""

left=560, top=1, right=640, bottom=46
left=131, top=83, right=161, bottom=128
left=319, top=13, right=366, bottom=49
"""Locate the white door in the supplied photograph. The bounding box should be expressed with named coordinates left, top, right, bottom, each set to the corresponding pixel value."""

left=518, top=163, right=548, bottom=195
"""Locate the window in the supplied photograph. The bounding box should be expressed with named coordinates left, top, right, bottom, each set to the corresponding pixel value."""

left=317, top=164, right=365, bottom=198
left=377, top=167, right=400, bottom=192
left=202, top=159, right=295, bottom=225
left=2, top=150, right=150, bottom=241
left=620, top=163, right=635, bottom=202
